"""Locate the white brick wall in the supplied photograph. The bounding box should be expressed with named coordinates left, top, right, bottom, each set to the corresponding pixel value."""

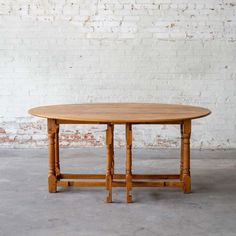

left=0, top=0, right=236, bottom=149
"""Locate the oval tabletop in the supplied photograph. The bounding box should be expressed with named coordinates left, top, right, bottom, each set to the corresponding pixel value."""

left=28, top=103, right=211, bottom=124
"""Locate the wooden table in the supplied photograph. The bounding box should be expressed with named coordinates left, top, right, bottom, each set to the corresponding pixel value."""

left=29, top=103, right=211, bottom=203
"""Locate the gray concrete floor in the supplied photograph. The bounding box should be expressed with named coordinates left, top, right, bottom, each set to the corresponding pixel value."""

left=0, top=148, right=236, bottom=236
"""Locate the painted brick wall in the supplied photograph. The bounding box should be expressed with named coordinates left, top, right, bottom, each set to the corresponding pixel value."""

left=0, top=0, right=235, bottom=149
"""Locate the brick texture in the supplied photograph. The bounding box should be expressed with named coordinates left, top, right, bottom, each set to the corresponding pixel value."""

left=0, top=0, right=236, bottom=148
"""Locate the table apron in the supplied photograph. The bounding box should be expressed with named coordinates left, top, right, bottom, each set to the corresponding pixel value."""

left=56, top=119, right=183, bottom=125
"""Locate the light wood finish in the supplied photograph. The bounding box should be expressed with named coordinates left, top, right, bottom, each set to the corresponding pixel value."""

left=57, top=180, right=182, bottom=188
left=59, top=173, right=180, bottom=180
left=111, top=125, right=115, bottom=176
left=180, top=123, right=184, bottom=181
left=29, top=103, right=211, bottom=124
left=28, top=103, right=211, bottom=203
left=55, top=122, right=60, bottom=178
left=47, top=119, right=57, bottom=193
left=129, top=181, right=182, bottom=188
left=106, top=124, right=113, bottom=203
left=56, top=119, right=183, bottom=125
left=182, top=120, right=191, bottom=193
left=126, top=124, right=133, bottom=203
left=58, top=181, right=105, bottom=188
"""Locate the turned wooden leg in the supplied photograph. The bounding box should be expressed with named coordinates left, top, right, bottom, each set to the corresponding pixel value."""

left=180, top=123, right=184, bottom=181
left=48, top=119, right=57, bottom=193
left=126, top=123, right=132, bottom=203
left=55, top=123, right=60, bottom=178
left=182, top=120, right=191, bottom=193
left=106, top=124, right=113, bottom=203
left=111, top=125, right=114, bottom=176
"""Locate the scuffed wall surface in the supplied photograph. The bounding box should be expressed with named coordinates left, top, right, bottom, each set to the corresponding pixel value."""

left=0, top=0, right=235, bottom=148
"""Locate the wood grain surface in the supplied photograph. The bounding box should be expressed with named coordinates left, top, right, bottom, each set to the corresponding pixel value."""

left=29, top=103, right=211, bottom=123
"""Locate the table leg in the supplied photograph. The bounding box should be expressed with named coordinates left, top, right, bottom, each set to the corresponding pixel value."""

left=48, top=119, right=57, bottom=193
left=126, top=123, right=132, bottom=203
left=106, top=124, right=113, bottom=203
left=111, top=125, right=114, bottom=176
left=55, top=123, right=60, bottom=178
left=182, top=120, right=191, bottom=193
left=180, top=124, right=184, bottom=181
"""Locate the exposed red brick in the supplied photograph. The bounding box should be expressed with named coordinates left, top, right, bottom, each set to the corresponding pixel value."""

left=0, top=128, right=6, bottom=134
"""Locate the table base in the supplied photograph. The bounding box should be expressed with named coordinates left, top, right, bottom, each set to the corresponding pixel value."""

left=47, top=119, right=191, bottom=203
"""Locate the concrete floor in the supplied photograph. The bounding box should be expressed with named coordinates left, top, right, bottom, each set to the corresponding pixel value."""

left=0, top=148, right=236, bottom=236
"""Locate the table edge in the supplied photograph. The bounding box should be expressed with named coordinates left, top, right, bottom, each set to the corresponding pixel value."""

left=28, top=110, right=211, bottom=124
